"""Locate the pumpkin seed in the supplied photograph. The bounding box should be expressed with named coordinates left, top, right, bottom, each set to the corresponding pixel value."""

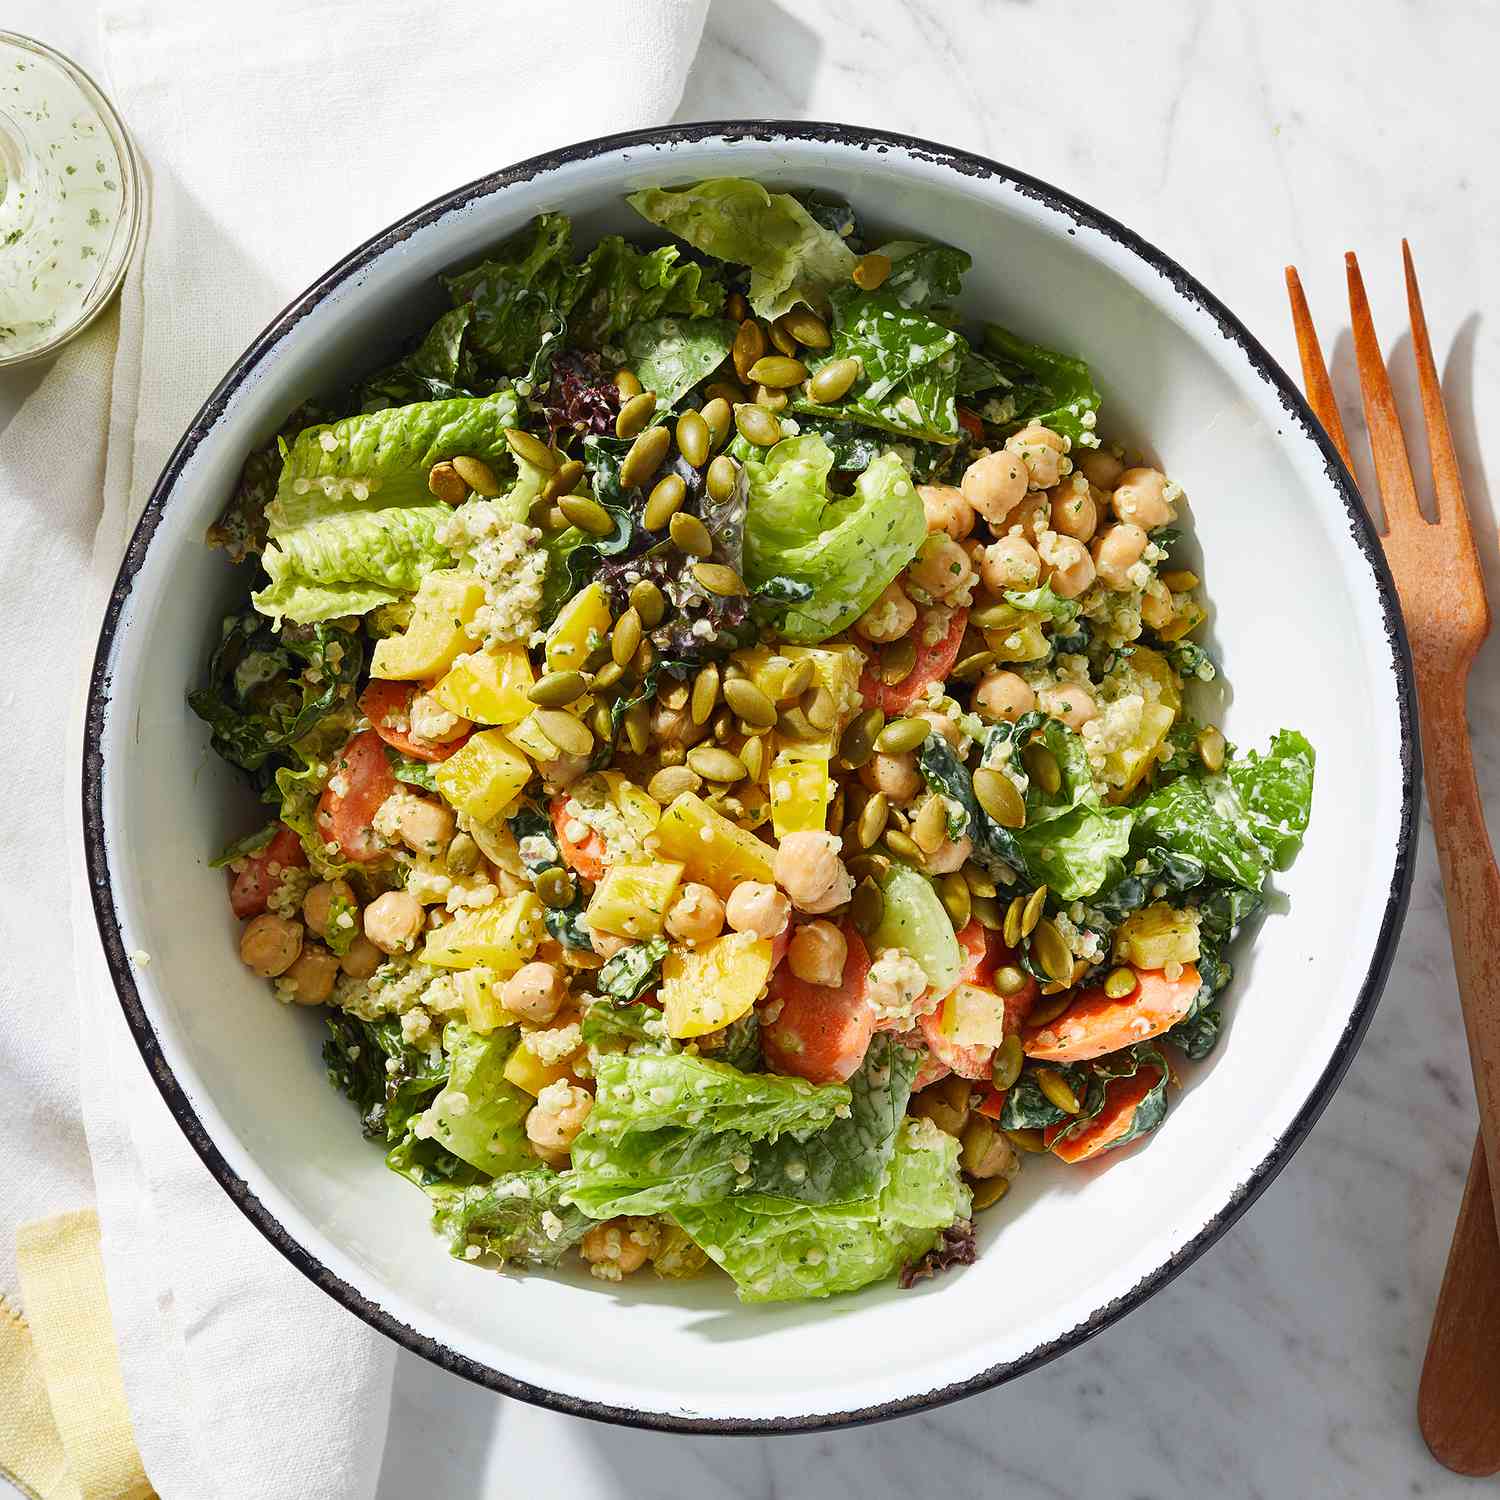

left=808, top=356, right=861, bottom=404
left=847, top=852, right=892, bottom=887
left=691, top=663, right=720, bottom=726
left=1027, top=991, right=1072, bottom=1027
left=994, top=964, right=1028, bottom=997
left=723, top=677, right=777, bottom=728
left=445, top=832, right=480, bottom=877
left=1031, top=918, right=1074, bottom=984
left=593, top=660, right=625, bottom=692
left=777, top=705, right=819, bottom=741
left=532, top=709, right=592, bottom=758
left=504, top=428, right=557, bottom=472
left=1022, top=743, right=1061, bottom=795
left=611, top=608, right=643, bottom=668
left=1020, top=884, right=1048, bottom=939
left=969, top=1176, right=1011, bottom=1212
left=768, top=319, right=798, bottom=356
left=615, top=391, right=657, bottom=439
left=740, top=735, right=767, bottom=782
left=753, top=384, right=787, bottom=413
left=852, top=252, right=892, bottom=291
left=1004, top=1127, right=1047, bottom=1154
left=687, top=745, right=747, bottom=783
left=694, top=562, right=746, bottom=597
left=700, top=397, right=732, bottom=451
left=543, top=505, right=569, bottom=532
left=619, top=424, right=671, bottom=489
left=665, top=409, right=706, bottom=468
left=633, top=638, right=656, bottom=676
left=971, top=895, right=1001, bottom=930
left=704, top=379, right=747, bottom=407
left=827, top=785, right=845, bottom=834
left=658, top=742, right=686, bottom=767
left=732, top=318, right=767, bottom=383
left=535, top=866, right=577, bottom=909
left=963, top=863, right=998, bottom=898
left=643, top=473, right=686, bottom=531
left=857, top=792, right=890, bottom=849
left=877, top=638, right=916, bottom=687
left=991, top=1034, right=1025, bottom=1092
left=735, top=403, right=782, bottom=447
left=427, top=461, right=468, bottom=505
left=590, top=701, right=615, bottom=742
left=913, top=796, right=949, bottom=854
left=659, top=679, right=690, bottom=712
left=542, top=458, right=585, bottom=502
left=804, top=685, right=837, bottom=732
left=973, top=767, right=1025, bottom=829
left=451, top=455, right=501, bottom=496
left=621, top=581, right=662, bottom=631
left=706, top=454, right=739, bottom=504
left=1104, top=966, right=1138, bottom=1000
left=559, top=493, right=614, bottom=537
left=875, top=718, right=931, bottom=755
left=949, top=649, right=997, bottom=684
left=779, top=308, right=832, bottom=350
left=939, top=872, right=972, bottom=929
left=725, top=291, right=748, bottom=321
left=1036, top=1066, right=1081, bottom=1115
left=1196, top=725, right=1226, bottom=774
left=780, top=657, right=817, bottom=701
left=613, top=368, right=643, bottom=398
left=1002, top=894, right=1025, bottom=949
left=851, top=877, right=885, bottom=936
left=647, top=764, right=701, bottom=803
left=838, top=707, right=886, bottom=768
left=884, top=829, right=926, bottom=866
left=623, top=700, right=650, bottom=755
left=747, top=354, right=808, bottom=389
left=528, top=670, right=588, bottom=708
left=712, top=706, right=734, bottom=742
left=670, top=512, right=713, bottom=558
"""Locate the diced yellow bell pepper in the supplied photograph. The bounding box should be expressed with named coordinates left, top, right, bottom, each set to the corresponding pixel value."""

left=769, top=753, right=831, bottom=837
left=938, top=983, right=1007, bottom=1049
left=507, top=712, right=561, bottom=763
left=433, top=642, right=535, bottom=725
left=661, top=932, right=773, bottom=1038
left=423, top=892, right=546, bottom=972
left=457, top=968, right=518, bottom=1033
left=369, top=571, right=485, bottom=681
left=433, top=729, right=532, bottom=823
left=1123, top=644, right=1183, bottom=714
left=546, top=581, right=611, bottom=671
left=1157, top=599, right=1209, bottom=644
left=1102, top=645, right=1181, bottom=800
left=502, top=1039, right=579, bottom=1097
left=654, top=792, right=776, bottom=898
left=985, top=620, right=1050, bottom=663
left=585, top=860, right=684, bottom=940
left=1113, top=903, right=1201, bottom=968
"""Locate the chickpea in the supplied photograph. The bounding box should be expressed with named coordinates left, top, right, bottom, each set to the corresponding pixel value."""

left=1141, top=578, right=1175, bottom=629
left=1047, top=476, right=1098, bottom=543
left=960, top=449, right=1027, bottom=526
left=916, top=707, right=962, bottom=747
left=1092, top=521, right=1149, bottom=591
left=302, top=878, right=355, bottom=943
left=980, top=534, right=1042, bottom=593
left=1112, top=466, right=1176, bottom=529
left=589, top=927, right=630, bottom=959
left=858, top=750, right=922, bottom=804
left=973, top=669, right=1036, bottom=723
left=1039, top=682, right=1098, bottom=731
left=1076, top=447, right=1124, bottom=490
left=788, top=920, right=848, bottom=987
left=339, top=935, right=384, bottom=980
left=525, top=1081, right=593, bottom=1155
left=854, top=580, right=917, bottom=643
left=501, top=961, right=566, bottom=1024
left=1006, top=424, right=1068, bottom=490
left=907, top=534, right=976, bottom=602
left=396, top=794, right=456, bottom=856
left=773, top=830, right=855, bottom=914
left=911, top=1073, right=972, bottom=1136
left=725, top=880, right=792, bottom=938
left=665, top=882, right=725, bottom=946
left=1010, top=490, right=1051, bottom=544
left=1036, top=530, right=1096, bottom=599
left=580, top=1217, right=652, bottom=1277
left=364, top=890, right=424, bottom=955
left=239, top=913, right=303, bottom=977
left=961, top=1114, right=1020, bottom=1178
left=919, top=482, right=975, bottom=540
left=280, top=942, right=340, bottom=1005
left=925, top=833, right=974, bottom=876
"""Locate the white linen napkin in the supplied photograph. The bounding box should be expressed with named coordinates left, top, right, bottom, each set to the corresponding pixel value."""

left=0, top=2, right=707, bottom=1495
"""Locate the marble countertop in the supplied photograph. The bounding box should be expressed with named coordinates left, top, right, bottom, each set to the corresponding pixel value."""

left=14, top=0, right=1500, bottom=1494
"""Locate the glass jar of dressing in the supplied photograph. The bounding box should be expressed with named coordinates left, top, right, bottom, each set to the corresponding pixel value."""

left=0, top=32, right=141, bottom=368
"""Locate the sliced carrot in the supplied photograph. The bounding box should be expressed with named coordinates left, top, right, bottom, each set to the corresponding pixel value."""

left=955, top=920, right=990, bottom=985
left=974, top=1083, right=1006, bottom=1120
left=858, top=606, right=968, bottom=715
left=315, top=731, right=398, bottom=863
left=763, top=926, right=874, bottom=1085
left=549, top=795, right=606, bottom=883
left=359, top=679, right=470, bottom=764
left=228, top=825, right=306, bottom=919
left=917, top=1007, right=993, bottom=1081
left=1046, top=1064, right=1166, bottom=1163
left=1022, top=965, right=1200, bottom=1064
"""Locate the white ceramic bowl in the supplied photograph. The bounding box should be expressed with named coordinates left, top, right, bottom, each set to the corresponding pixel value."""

left=84, top=123, right=1417, bottom=1430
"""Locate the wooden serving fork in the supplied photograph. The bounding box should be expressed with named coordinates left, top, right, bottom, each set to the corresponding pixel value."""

left=1286, top=247, right=1500, bottom=1475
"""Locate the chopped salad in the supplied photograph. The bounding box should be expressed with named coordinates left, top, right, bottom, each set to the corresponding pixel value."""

left=191, top=177, right=1315, bottom=1302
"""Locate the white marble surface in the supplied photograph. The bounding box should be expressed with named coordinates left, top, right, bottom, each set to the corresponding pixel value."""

left=10, top=0, right=1500, bottom=1495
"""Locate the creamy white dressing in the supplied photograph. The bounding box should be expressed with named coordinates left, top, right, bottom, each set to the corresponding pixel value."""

left=0, top=37, right=131, bottom=360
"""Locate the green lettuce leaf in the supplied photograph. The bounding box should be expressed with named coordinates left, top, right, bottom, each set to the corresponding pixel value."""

left=579, top=997, right=672, bottom=1052
left=1226, top=729, right=1315, bottom=867
left=358, top=304, right=483, bottom=409
left=323, top=1014, right=447, bottom=1142
left=564, top=239, right=726, bottom=349
left=420, top=1024, right=535, bottom=1178
left=621, top=316, right=736, bottom=407
left=1003, top=581, right=1080, bottom=625
left=432, top=1170, right=591, bottom=1267
left=743, top=437, right=926, bottom=643
left=976, top=323, right=1101, bottom=447
left=878, top=240, right=971, bottom=310
left=627, top=178, right=856, bottom=321
left=561, top=1125, right=744, bottom=1219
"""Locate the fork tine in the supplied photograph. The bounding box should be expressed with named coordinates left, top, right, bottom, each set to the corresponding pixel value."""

left=1346, top=250, right=1426, bottom=532
left=1284, top=266, right=1356, bottom=473
left=1403, top=240, right=1473, bottom=538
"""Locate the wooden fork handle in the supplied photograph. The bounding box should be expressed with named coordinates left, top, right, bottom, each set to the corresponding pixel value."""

left=1419, top=1133, right=1500, bottom=1474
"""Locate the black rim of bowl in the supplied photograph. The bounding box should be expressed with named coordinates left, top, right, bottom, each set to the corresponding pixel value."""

left=81, top=119, right=1420, bottom=1433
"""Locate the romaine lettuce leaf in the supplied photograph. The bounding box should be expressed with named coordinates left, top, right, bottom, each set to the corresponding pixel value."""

left=561, top=1125, right=744, bottom=1219
left=421, top=1024, right=535, bottom=1178
left=627, top=178, right=856, bottom=321
left=579, top=997, right=672, bottom=1051
left=564, top=239, right=726, bottom=349
left=432, top=1169, right=590, bottom=1266
left=976, top=323, right=1101, bottom=446
left=358, top=304, right=483, bottom=409
left=621, top=316, right=736, bottom=407
left=743, top=437, right=926, bottom=643
left=671, top=1118, right=969, bottom=1303
left=1226, top=729, right=1315, bottom=867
